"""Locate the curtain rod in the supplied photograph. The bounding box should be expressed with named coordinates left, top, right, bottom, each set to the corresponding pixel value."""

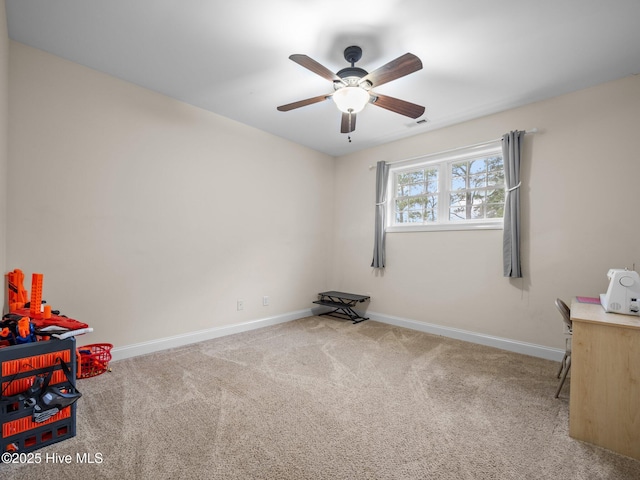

left=368, top=128, right=538, bottom=170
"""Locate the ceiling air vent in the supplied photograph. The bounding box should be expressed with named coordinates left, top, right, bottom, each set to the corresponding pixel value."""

left=406, top=118, right=428, bottom=128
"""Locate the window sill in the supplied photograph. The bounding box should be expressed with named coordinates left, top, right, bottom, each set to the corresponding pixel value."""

left=387, top=222, right=503, bottom=233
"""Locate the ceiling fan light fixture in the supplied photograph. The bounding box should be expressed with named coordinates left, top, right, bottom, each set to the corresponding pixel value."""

left=332, top=86, right=370, bottom=113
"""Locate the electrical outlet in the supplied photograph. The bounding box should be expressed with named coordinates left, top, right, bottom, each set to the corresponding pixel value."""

left=237, top=300, right=244, bottom=311
left=263, top=296, right=269, bottom=306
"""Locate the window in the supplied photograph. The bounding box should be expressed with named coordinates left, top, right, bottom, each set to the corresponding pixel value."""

left=387, top=142, right=505, bottom=232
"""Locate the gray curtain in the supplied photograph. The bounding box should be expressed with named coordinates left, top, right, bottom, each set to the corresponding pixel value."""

left=371, top=161, right=390, bottom=268
left=502, top=130, right=525, bottom=277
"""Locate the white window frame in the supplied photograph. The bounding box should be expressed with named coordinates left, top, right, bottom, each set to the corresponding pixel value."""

left=386, top=142, right=505, bottom=232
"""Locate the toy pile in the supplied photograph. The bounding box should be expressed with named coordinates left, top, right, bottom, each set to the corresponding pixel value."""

left=1, top=269, right=91, bottom=347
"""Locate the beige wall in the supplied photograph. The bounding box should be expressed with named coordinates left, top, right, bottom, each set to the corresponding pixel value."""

left=332, top=75, right=640, bottom=349
left=0, top=0, right=7, bottom=309
left=8, top=42, right=334, bottom=348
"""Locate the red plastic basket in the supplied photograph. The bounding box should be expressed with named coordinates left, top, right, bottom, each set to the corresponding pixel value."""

left=76, top=343, right=113, bottom=379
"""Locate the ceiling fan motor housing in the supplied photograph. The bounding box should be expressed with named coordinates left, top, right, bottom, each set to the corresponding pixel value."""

left=335, top=67, right=369, bottom=88
left=336, top=46, right=371, bottom=89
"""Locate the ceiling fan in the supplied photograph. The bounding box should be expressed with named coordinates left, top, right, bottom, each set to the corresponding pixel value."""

left=277, top=46, right=425, bottom=134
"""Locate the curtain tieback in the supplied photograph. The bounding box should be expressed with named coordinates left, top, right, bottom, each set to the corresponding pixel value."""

left=507, top=182, right=521, bottom=193
left=375, top=201, right=386, bottom=206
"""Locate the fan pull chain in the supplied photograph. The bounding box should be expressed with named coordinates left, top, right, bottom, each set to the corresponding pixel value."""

left=348, top=110, right=353, bottom=143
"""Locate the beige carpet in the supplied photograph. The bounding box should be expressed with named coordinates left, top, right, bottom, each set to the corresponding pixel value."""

left=3, top=316, right=640, bottom=479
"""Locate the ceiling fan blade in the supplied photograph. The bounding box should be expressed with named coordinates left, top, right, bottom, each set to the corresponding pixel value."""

left=372, top=93, right=425, bottom=119
left=359, top=53, right=422, bottom=87
left=289, top=54, right=344, bottom=83
left=341, top=112, right=356, bottom=133
left=277, top=94, right=330, bottom=112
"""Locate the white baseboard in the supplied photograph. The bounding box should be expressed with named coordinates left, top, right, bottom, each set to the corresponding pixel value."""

left=110, top=307, right=563, bottom=363
left=368, top=311, right=564, bottom=362
left=110, top=308, right=313, bottom=362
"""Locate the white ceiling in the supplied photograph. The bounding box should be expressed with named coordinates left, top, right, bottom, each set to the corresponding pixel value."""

left=5, top=0, right=640, bottom=157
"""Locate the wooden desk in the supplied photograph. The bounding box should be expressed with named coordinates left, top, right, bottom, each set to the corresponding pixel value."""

left=569, top=299, right=640, bottom=459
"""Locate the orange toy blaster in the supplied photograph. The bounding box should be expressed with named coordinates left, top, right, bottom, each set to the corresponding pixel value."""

left=5, top=269, right=89, bottom=338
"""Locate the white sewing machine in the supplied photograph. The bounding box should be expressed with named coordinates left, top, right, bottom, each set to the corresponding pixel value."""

left=600, top=268, right=640, bottom=316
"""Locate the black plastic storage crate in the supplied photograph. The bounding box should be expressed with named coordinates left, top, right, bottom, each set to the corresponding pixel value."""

left=0, top=338, right=77, bottom=457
